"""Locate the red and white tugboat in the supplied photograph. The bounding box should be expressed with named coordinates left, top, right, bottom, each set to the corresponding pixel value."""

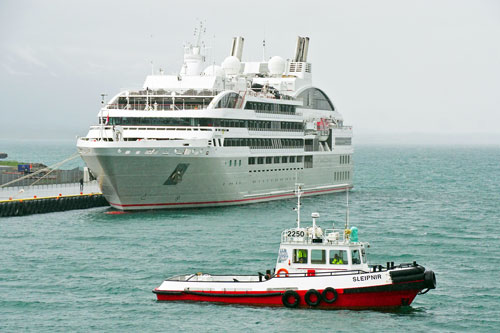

left=153, top=186, right=436, bottom=309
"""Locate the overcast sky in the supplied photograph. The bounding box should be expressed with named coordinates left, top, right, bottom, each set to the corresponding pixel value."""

left=1, top=0, right=499, bottom=144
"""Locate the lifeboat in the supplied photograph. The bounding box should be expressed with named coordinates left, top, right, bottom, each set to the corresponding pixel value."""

left=153, top=186, right=436, bottom=309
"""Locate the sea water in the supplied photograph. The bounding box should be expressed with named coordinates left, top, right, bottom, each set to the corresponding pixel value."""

left=1, top=140, right=499, bottom=332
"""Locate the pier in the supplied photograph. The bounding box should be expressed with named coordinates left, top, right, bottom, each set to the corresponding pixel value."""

left=0, top=181, right=109, bottom=217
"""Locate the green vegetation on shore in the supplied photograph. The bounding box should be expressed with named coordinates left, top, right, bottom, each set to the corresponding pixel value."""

left=0, top=161, right=20, bottom=167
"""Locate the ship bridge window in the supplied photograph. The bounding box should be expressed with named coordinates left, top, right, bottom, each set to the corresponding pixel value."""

left=351, top=249, right=361, bottom=265
left=297, top=88, right=335, bottom=111
left=329, top=250, right=347, bottom=265
left=335, top=137, right=352, bottom=146
left=293, top=249, right=308, bottom=264
left=311, top=249, right=326, bottom=264
left=215, top=92, right=241, bottom=109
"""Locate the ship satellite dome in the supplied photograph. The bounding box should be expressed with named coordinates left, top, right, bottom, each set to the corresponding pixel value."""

left=268, top=56, right=286, bottom=75
left=203, top=65, right=224, bottom=77
left=222, top=56, right=241, bottom=75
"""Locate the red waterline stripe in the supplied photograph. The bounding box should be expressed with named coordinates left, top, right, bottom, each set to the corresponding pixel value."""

left=110, top=186, right=352, bottom=208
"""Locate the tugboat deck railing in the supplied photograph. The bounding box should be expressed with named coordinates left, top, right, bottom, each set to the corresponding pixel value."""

left=166, top=269, right=372, bottom=283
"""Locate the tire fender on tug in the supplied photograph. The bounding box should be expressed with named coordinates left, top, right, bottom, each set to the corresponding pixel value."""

left=304, top=289, right=321, bottom=307
left=282, top=290, right=300, bottom=308
left=321, top=287, right=338, bottom=303
left=424, top=270, right=436, bottom=289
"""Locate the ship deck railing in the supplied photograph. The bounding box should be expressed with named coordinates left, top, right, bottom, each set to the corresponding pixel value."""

left=85, top=125, right=306, bottom=135
left=166, top=269, right=369, bottom=283
left=123, top=89, right=219, bottom=96
left=281, top=228, right=349, bottom=244
left=331, top=125, right=353, bottom=130
left=105, top=103, right=208, bottom=111
left=86, top=125, right=216, bottom=132
left=243, top=90, right=295, bottom=101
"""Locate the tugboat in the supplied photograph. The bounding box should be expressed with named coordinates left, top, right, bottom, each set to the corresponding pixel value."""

left=153, top=186, right=436, bottom=309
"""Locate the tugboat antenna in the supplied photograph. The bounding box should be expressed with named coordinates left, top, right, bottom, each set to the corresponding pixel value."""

left=345, top=188, right=350, bottom=231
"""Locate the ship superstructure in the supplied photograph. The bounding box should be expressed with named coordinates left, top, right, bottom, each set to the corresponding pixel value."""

left=77, top=30, right=354, bottom=210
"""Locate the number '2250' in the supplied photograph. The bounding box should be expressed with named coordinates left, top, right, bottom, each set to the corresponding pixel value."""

left=287, top=230, right=305, bottom=237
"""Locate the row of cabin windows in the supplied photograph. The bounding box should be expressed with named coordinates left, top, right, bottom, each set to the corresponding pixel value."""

left=249, top=156, right=305, bottom=165
left=224, top=138, right=304, bottom=149
left=224, top=138, right=303, bottom=148
left=244, top=102, right=296, bottom=114
left=102, top=117, right=302, bottom=131
left=292, top=248, right=364, bottom=265
left=334, top=171, right=350, bottom=181
left=227, top=160, right=242, bottom=167
left=340, top=155, right=351, bottom=165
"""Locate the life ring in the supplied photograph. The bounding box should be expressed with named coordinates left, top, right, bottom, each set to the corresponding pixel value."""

left=321, top=287, right=338, bottom=303
left=304, top=289, right=321, bottom=307
left=276, top=268, right=289, bottom=277
left=282, top=290, right=300, bottom=308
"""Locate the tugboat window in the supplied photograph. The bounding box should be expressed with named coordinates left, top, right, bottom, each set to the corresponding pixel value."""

left=329, top=250, right=347, bottom=264
left=352, top=249, right=361, bottom=264
left=311, top=249, right=326, bottom=264
left=293, top=249, right=308, bottom=264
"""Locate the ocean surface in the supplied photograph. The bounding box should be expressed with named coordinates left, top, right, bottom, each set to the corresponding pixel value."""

left=1, top=140, right=499, bottom=332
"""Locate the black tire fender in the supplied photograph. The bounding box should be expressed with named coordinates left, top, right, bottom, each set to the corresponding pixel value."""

left=321, top=287, right=338, bottom=304
left=424, top=270, right=436, bottom=289
left=304, top=289, right=321, bottom=307
left=282, top=290, right=300, bottom=308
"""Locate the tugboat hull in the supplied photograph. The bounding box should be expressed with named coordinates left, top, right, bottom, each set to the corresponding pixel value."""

left=153, top=268, right=436, bottom=309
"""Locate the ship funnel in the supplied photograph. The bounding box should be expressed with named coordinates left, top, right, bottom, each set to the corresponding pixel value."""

left=293, top=36, right=310, bottom=62
left=230, top=36, right=245, bottom=61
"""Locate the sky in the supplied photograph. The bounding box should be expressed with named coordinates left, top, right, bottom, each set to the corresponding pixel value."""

left=0, top=0, right=499, bottom=144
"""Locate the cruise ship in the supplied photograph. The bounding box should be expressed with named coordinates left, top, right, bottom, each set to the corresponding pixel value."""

left=77, top=31, right=353, bottom=210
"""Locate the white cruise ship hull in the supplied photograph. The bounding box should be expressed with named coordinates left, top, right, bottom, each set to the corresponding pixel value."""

left=78, top=141, right=353, bottom=210
left=77, top=34, right=355, bottom=210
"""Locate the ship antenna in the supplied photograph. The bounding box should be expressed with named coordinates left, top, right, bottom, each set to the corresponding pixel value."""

left=194, top=20, right=205, bottom=47
left=212, top=34, right=216, bottom=70
left=262, top=26, right=267, bottom=61
left=295, top=183, right=303, bottom=228
left=262, top=39, right=266, bottom=62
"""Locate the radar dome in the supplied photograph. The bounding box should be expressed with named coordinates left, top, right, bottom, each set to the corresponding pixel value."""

left=222, top=56, right=241, bottom=75
left=203, top=65, right=224, bottom=77
left=268, top=56, right=286, bottom=75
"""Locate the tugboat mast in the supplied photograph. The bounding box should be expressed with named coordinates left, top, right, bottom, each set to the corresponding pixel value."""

left=345, top=188, right=350, bottom=231
left=295, top=183, right=303, bottom=228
